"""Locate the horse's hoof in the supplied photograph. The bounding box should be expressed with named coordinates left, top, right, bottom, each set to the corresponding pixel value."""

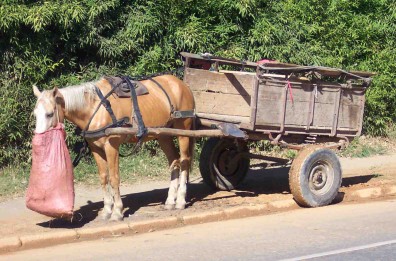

left=110, top=213, right=124, bottom=222
left=101, top=212, right=112, bottom=221
left=175, top=203, right=186, bottom=210
left=164, top=204, right=175, bottom=210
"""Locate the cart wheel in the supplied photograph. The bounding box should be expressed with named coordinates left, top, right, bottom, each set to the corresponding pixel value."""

left=200, top=138, right=250, bottom=191
left=289, top=146, right=342, bottom=207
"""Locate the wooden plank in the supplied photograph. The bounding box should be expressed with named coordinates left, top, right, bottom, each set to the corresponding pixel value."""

left=338, top=104, right=361, bottom=129
left=260, top=65, right=375, bottom=78
left=193, top=91, right=251, bottom=117
left=184, top=68, right=255, bottom=95
left=255, top=79, right=365, bottom=132
left=105, top=127, right=227, bottom=138
left=337, top=89, right=365, bottom=129
left=311, top=103, right=335, bottom=127
left=250, top=68, right=260, bottom=130
left=196, top=113, right=250, bottom=124
left=340, top=89, right=365, bottom=106
left=181, top=52, right=258, bottom=68
left=306, top=85, right=316, bottom=130
left=331, top=89, right=342, bottom=136
left=181, top=52, right=375, bottom=78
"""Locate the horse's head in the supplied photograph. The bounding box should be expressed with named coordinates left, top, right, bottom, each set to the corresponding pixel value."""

left=32, top=85, right=65, bottom=133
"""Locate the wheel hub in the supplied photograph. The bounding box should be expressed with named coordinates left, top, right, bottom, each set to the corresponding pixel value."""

left=311, top=166, right=327, bottom=190
left=218, top=149, right=239, bottom=176
left=309, top=161, right=333, bottom=195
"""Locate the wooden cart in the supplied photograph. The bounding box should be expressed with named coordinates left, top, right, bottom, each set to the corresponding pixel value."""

left=108, top=52, right=375, bottom=208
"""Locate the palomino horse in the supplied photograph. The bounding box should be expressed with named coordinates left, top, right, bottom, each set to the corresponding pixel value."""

left=32, top=75, right=195, bottom=221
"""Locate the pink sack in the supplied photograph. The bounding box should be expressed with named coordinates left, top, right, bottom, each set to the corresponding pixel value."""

left=26, top=123, right=74, bottom=218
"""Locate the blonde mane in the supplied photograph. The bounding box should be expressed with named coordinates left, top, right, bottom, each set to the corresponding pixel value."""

left=59, top=81, right=97, bottom=112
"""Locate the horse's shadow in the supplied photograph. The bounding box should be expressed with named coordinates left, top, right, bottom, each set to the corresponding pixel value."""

left=37, top=166, right=377, bottom=229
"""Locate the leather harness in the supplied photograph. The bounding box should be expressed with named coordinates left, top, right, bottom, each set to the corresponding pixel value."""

left=72, top=73, right=194, bottom=167
left=76, top=75, right=194, bottom=139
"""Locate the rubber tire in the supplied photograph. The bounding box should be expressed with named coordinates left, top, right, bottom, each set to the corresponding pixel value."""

left=200, top=138, right=250, bottom=191
left=289, top=146, right=342, bottom=207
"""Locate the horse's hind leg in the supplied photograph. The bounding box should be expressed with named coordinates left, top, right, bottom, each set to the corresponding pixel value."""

left=90, top=146, right=113, bottom=220
left=104, top=139, right=124, bottom=221
left=175, top=135, right=192, bottom=210
left=158, top=136, right=180, bottom=210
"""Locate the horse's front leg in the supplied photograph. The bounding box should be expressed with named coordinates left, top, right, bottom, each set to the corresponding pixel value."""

left=104, top=140, right=124, bottom=221
left=91, top=147, right=113, bottom=220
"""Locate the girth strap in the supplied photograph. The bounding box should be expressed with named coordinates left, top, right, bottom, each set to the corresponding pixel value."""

left=122, top=76, right=147, bottom=140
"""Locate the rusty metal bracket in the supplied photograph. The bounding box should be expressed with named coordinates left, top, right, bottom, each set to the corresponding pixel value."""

left=217, top=123, right=247, bottom=139
left=269, top=133, right=282, bottom=145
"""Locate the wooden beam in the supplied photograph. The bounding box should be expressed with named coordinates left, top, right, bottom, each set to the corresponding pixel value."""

left=105, top=127, right=227, bottom=138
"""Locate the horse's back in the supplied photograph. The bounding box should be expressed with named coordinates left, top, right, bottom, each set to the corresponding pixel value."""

left=141, top=75, right=194, bottom=111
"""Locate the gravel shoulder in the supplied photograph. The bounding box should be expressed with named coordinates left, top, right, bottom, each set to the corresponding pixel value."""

left=0, top=153, right=395, bottom=242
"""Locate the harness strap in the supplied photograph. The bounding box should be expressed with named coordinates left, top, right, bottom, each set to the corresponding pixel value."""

left=148, top=77, right=175, bottom=115
left=78, top=117, right=130, bottom=138
left=95, top=87, right=118, bottom=124
left=122, top=76, right=147, bottom=140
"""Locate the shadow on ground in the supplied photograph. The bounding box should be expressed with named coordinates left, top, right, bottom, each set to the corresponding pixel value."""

left=37, top=166, right=378, bottom=229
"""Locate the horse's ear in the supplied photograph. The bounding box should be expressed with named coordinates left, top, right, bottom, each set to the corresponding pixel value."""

left=52, top=87, right=59, bottom=97
left=53, top=87, right=65, bottom=107
left=33, top=85, right=41, bottom=97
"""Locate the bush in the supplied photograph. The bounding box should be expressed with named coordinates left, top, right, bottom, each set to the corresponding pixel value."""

left=1, top=0, right=395, bottom=168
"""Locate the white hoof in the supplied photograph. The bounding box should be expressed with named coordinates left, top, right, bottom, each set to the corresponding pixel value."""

left=110, top=212, right=124, bottom=221
left=175, top=203, right=186, bottom=210
left=101, top=211, right=112, bottom=221
left=164, top=204, right=176, bottom=210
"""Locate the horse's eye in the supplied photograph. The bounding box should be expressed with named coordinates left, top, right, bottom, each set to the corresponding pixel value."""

left=46, top=112, right=54, bottom=118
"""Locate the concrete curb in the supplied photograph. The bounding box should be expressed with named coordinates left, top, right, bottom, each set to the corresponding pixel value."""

left=1, top=185, right=395, bottom=255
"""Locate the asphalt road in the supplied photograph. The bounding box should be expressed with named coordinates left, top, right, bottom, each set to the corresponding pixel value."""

left=2, top=199, right=396, bottom=261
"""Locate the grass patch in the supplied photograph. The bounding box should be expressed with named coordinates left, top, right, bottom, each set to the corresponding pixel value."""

left=1, top=135, right=393, bottom=201
left=338, top=137, right=387, bottom=158
left=0, top=142, right=201, bottom=200
left=70, top=150, right=197, bottom=186
left=249, top=140, right=298, bottom=160
left=0, top=165, right=30, bottom=200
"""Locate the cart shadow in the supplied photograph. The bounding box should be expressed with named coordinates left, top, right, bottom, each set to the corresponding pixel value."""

left=36, top=168, right=378, bottom=229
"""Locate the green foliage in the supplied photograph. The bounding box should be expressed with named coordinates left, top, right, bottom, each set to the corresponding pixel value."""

left=1, top=0, right=396, bottom=169
left=338, top=137, right=387, bottom=158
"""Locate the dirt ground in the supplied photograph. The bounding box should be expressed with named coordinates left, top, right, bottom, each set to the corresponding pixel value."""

left=1, top=153, right=396, bottom=240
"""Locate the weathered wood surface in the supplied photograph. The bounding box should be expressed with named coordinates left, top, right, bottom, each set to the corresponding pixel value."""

left=185, top=68, right=255, bottom=94
left=184, top=68, right=255, bottom=118
left=255, top=78, right=364, bottom=135
left=259, top=64, right=375, bottom=78
left=181, top=52, right=258, bottom=68
left=196, top=112, right=250, bottom=124
left=105, top=127, right=226, bottom=138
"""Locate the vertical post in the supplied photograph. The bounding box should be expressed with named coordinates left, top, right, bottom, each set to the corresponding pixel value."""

left=183, top=57, right=191, bottom=82
left=249, top=66, right=260, bottom=130
left=280, top=82, right=288, bottom=133
left=331, top=88, right=342, bottom=136
left=306, top=84, right=317, bottom=130
left=357, top=90, right=366, bottom=136
left=214, top=61, right=219, bottom=72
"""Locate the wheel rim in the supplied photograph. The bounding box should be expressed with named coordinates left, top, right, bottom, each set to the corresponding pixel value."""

left=308, top=160, right=334, bottom=196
